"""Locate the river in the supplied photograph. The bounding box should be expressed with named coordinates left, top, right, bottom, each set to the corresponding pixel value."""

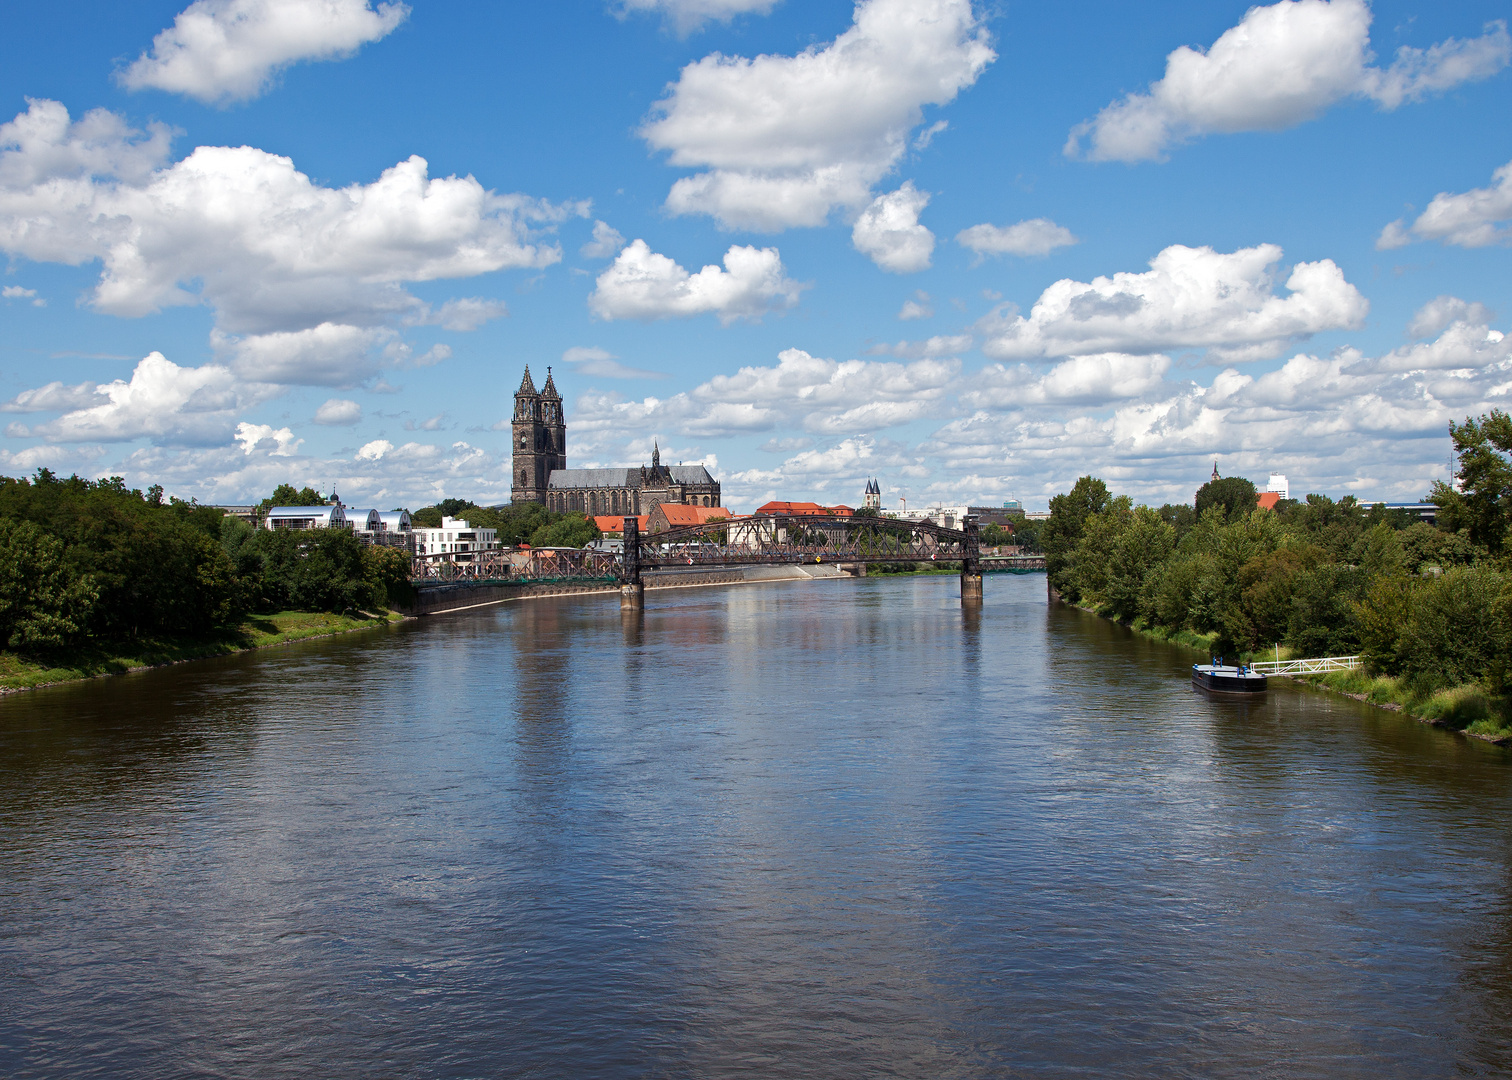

left=2, top=573, right=1510, bottom=1078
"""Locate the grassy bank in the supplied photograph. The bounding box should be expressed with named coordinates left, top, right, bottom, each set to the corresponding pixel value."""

left=1298, top=668, right=1512, bottom=743
left=0, top=610, right=403, bottom=693
left=1067, top=599, right=1512, bottom=745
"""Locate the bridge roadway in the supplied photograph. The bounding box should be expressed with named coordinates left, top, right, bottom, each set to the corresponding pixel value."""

left=409, top=512, right=1041, bottom=610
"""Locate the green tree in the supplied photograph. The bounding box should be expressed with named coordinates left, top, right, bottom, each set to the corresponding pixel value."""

left=1102, top=506, right=1175, bottom=624
left=0, top=518, right=98, bottom=649
left=1356, top=574, right=1415, bottom=676
left=1397, top=566, right=1509, bottom=690
left=1067, top=496, right=1133, bottom=607
left=1236, top=544, right=1326, bottom=648
left=1043, top=476, right=1109, bottom=601
left=1430, top=410, right=1512, bottom=553
left=362, top=545, right=415, bottom=609
left=530, top=513, right=600, bottom=548
left=1156, top=503, right=1196, bottom=541
left=1194, top=476, right=1259, bottom=521
left=261, top=484, right=326, bottom=511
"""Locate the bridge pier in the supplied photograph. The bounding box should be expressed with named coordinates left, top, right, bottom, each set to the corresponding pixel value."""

left=961, top=514, right=983, bottom=604
left=620, top=515, right=644, bottom=610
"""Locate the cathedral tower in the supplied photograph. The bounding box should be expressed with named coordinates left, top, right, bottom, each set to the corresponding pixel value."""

left=512, top=365, right=571, bottom=504
left=541, top=366, right=567, bottom=477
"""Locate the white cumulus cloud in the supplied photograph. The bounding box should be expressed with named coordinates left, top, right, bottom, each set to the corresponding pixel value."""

left=866, top=334, right=972, bottom=359
left=963, top=354, right=1174, bottom=408
left=20, top=352, right=275, bottom=446
left=1067, top=0, right=1510, bottom=163
left=234, top=421, right=302, bottom=456
left=1, top=380, right=109, bottom=414
left=0, top=100, right=574, bottom=386
left=640, top=0, right=994, bottom=230
left=956, top=218, right=1078, bottom=259
left=119, top=0, right=409, bottom=105
left=588, top=239, right=805, bottom=323
left=1406, top=295, right=1494, bottom=340
left=851, top=182, right=934, bottom=273
left=1378, top=158, right=1512, bottom=249
left=570, top=347, right=957, bottom=457
left=355, top=438, right=392, bottom=460
left=618, top=0, right=780, bottom=36
left=898, top=290, right=933, bottom=320
left=562, top=346, right=667, bottom=380
left=580, top=220, right=625, bottom=259
left=977, top=243, right=1368, bottom=363
left=313, top=397, right=362, bottom=425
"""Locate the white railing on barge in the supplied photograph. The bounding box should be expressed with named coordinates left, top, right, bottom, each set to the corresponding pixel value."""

left=1248, top=655, right=1361, bottom=676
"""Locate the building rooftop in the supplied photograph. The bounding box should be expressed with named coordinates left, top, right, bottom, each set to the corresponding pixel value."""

left=655, top=504, right=731, bottom=528
left=756, top=501, right=854, bottom=516
left=548, top=464, right=716, bottom=489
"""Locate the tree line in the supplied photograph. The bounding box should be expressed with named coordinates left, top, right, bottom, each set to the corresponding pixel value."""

left=0, top=473, right=412, bottom=653
left=1042, top=411, right=1512, bottom=700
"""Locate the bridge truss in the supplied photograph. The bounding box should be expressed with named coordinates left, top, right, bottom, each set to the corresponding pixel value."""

left=409, top=513, right=988, bottom=591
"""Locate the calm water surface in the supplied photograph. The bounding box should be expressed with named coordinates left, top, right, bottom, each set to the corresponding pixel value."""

left=2, top=574, right=1510, bottom=1078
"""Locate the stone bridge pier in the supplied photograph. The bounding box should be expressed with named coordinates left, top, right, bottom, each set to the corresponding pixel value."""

left=620, top=515, right=644, bottom=610
left=960, top=515, right=983, bottom=603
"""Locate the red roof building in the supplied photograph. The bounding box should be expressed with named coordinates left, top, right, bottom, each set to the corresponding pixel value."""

left=648, top=503, right=732, bottom=532
left=755, top=501, right=854, bottom=517
left=1256, top=492, right=1282, bottom=511
left=592, top=514, right=648, bottom=534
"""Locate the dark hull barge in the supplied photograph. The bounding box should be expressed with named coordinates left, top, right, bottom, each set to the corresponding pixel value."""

left=1192, top=664, right=1268, bottom=695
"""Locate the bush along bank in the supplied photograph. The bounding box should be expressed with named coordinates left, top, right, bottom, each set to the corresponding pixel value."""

left=0, top=610, right=404, bottom=693
left=1042, top=413, right=1512, bottom=744
left=0, top=471, right=416, bottom=690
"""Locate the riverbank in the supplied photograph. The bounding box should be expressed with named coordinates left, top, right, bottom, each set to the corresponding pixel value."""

left=1294, top=669, right=1512, bottom=745
left=0, top=610, right=404, bottom=694
left=1060, top=594, right=1512, bottom=747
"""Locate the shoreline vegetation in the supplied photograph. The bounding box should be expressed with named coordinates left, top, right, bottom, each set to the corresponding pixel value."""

left=1043, top=410, right=1512, bottom=748
left=1065, top=598, right=1512, bottom=746
left=0, top=610, right=403, bottom=694
left=0, top=475, right=593, bottom=697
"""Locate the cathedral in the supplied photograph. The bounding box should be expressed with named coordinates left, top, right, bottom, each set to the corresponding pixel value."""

left=510, top=365, right=721, bottom=515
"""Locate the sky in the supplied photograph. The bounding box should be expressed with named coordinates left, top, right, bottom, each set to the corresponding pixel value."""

left=1, top=0, right=1510, bottom=513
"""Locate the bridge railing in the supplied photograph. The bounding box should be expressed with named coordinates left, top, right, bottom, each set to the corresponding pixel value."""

left=632, top=513, right=974, bottom=567
left=410, top=547, right=619, bottom=584
left=1248, top=655, right=1362, bottom=675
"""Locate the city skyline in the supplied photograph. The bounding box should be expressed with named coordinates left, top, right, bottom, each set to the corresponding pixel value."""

left=2, top=0, right=1510, bottom=511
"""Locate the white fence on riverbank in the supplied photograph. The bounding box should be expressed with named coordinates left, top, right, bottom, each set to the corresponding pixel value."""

left=1248, top=655, right=1362, bottom=676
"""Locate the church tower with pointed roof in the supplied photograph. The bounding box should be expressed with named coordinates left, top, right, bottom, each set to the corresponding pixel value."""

left=511, top=364, right=553, bottom=504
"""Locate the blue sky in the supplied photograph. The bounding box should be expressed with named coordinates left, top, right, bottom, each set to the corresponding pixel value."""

left=1, top=0, right=1509, bottom=511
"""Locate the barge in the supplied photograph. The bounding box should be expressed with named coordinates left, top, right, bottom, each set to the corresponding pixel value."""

left=1192, top=663, right=1268, bottom=696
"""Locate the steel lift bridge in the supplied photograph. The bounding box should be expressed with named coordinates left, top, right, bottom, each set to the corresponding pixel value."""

left=410, top=512, right=996, bottom=607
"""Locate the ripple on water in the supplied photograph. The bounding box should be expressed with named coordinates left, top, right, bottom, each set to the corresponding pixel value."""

left=1, top=574, right=1509, bottom=1079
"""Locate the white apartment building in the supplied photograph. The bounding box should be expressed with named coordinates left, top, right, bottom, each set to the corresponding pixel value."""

left=412, top=516, right=499, bottom=562
left=892, top=505, right=975, bottom=531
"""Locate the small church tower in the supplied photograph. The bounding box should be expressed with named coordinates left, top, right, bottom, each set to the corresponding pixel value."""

left=864, top=478, right=881, bottom=510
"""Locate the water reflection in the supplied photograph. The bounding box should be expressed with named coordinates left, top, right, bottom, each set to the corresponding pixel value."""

left=0, top=574, right=1508, bottom=1079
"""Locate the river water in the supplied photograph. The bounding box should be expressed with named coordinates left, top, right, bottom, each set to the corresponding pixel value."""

left=2, top=574, right=1510, bottom=1078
